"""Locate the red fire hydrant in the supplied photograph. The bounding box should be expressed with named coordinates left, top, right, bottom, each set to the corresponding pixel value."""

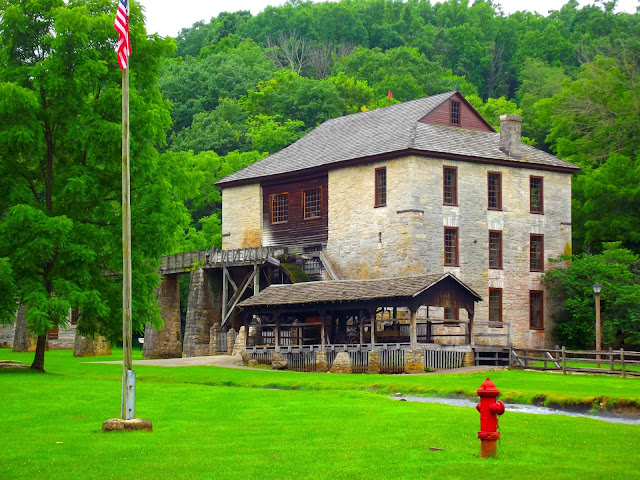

left=476, top=377, right=505, bottom=458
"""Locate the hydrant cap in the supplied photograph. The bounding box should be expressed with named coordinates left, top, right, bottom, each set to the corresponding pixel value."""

left=477, top=377, right=499, bottom=396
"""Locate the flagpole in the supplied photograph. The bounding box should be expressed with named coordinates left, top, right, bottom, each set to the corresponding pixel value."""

left=121, top=57, right=134, bottom=420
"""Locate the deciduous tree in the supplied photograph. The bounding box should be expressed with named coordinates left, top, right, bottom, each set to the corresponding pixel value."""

left=0, top=0, right=190, bottom=371
left=544, top=243, right=640, bottom=349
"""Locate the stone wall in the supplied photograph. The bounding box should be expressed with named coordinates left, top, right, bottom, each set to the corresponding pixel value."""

left=0, top=322, right=15, bottom=348
left=144, top=274, right=183, bottom=359
left=326, top=155, right=573, bottom=349
left=221, top=184, right=262, bottom=250
left=329, top=351, right=352, bottom=373
left=404, top=350, right=425, bottom=373
left=13, top=306, right=36, bottom=352
left=73, top=334, right=111, bottom=357
left=48, top=323, right=76, bottom=350
left=183, top=268, right=222, bottom=357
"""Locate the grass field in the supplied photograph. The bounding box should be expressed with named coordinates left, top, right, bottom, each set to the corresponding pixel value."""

left=1, top=348, right=640, bottom=479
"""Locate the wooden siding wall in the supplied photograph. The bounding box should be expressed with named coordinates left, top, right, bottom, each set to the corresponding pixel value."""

left=262, top=175, right=328, bottom=247
left=420, top=93, right=493, bottom=132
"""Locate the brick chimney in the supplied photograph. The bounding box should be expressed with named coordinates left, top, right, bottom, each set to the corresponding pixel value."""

left=499, top=114, right=522, bottom=158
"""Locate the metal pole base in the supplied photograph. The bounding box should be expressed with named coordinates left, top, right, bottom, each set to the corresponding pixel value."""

left=480, top=439, right=498, bottom=458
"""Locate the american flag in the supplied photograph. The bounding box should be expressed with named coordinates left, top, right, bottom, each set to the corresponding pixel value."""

left=114, top=0, right=130, bottom=70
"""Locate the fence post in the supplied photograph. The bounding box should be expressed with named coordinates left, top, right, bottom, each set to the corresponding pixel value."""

left=609, top=346, right=614, bottom=372
left=621, top=348, right=626, bottom=378
left=561, top=346, right=566, bottom=375
left=508, top=346, right=513, bottom=369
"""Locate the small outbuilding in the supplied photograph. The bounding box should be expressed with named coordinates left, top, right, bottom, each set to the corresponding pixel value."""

left=238, top=273, right=482, bottom=351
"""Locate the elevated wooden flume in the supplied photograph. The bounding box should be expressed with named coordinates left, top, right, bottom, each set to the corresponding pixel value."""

left=160, top=247, right=281, bottom=275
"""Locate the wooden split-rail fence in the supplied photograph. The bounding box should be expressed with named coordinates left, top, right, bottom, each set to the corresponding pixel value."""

left=510, top=347, right=640, bottom=377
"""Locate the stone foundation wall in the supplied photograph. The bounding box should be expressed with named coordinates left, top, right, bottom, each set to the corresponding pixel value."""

left=183, top=268, right=222, bottom=357
left=232, top=327, right=245, bottom=356
left=13, top=306, right=36, bottom=352
left=73, top=334, right=111, bottom=357
left=0, top=322, right=15, bottom=348
left=404, top=350, right=425, bottom=373
left=329, top=351, right=352, bottom=374
left=144, top=274, right=183, bottom=359
left=367, top=351, right=380, bottom=374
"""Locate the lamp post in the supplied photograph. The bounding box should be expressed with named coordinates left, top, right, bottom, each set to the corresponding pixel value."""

left=593, top=283, right=602, bottom=367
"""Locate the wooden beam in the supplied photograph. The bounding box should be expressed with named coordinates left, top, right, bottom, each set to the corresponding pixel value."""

left=222, top=266, right=228, bottom=325
left=224, top=267, right=238, bottom=292
left=253, top=264, right=260, bottom=296
left=409, top=309, right=417, bottom=349
left=275, top=314, right=280, bottom=350
left=319, top=251, right=340, bottom=280
left=222, top=270, right=254, bottom=327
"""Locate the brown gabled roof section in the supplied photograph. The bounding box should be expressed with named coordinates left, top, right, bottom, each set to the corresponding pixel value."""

left=217, top=91, right=579, bottom=188
left=238, top=273, right=482, bottom=310
left=419, top=91, right=495, bottom=132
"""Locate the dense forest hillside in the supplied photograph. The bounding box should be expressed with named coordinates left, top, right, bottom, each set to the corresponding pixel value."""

left=160, top=0, right=639, bottom=257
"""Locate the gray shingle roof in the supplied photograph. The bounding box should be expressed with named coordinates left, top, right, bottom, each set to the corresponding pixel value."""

left=238, top=273, right=482, bottom=309
left=217, top=91, right=578, bottom=186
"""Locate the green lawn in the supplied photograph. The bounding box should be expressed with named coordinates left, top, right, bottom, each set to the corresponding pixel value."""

left=1, top=348, right=639, bottom=480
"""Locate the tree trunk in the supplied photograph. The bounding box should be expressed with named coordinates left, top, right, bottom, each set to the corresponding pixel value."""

left=30, top=335, right=47, bottom=372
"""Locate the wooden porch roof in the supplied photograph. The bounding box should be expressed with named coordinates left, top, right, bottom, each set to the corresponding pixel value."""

left=238, top=273, right=482, bottom=309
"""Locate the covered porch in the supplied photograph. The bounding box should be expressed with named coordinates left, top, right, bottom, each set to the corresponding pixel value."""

left=238, top=273, right=483, bottom=354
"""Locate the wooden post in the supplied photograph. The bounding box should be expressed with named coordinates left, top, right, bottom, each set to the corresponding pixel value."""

left=508, top=345, right=513, bottom=368
left=409, top=308, right=417, bottom=350
left=320, top=316, right=326, bottom=350
left=222, top=266, right=228, bottom=324
left=120, top=62, right=134, bottom=421
left=561, top=346, right=567, bottom=375
left=274, top=314, right=280, bottom=351
left=621, top=348, right=626, bottom=378
left=609, top=346, right=614, bottom=372
left=371, top=311, right=376, bottom=346
left=244, top=315, right=249, bottom=348
left=595, top=291, right=602, bottom=367
left=253, top=264, right=260, bottom=296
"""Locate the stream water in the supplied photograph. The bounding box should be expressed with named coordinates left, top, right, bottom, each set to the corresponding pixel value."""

left=392, top=396, right=640, bottom=425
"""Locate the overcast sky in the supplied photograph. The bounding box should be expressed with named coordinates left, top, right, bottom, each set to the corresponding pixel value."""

left=137, top=0, right=639, bottom=38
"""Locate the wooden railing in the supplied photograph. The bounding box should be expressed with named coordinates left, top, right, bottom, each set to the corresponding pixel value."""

left=510, top=347, right=640, bottom=377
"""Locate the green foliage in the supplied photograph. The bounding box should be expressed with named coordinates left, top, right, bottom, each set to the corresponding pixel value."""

left=170, top=98, right=250, bottom=155
left=0, top=258, right=16, bottom=325
left=466, top=95, right=520, bottom=129
left=547, top=53, right=640, bottom=166
left=159, top=39, right=276, bottom=135
left=326, top=72, right=375, bottom=113
left=571, top=154, right=640, bottom=253
left=244, top=70, right=344, bottom=129
left=333, top=46, right=477, bottom=101
left=545, top=44, right=640, bottom=253
left=0, top=0, right=189, bottom=369
left=246, top=115, right=306, bottom=154
left=544, top=243, right=640, bottom=348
